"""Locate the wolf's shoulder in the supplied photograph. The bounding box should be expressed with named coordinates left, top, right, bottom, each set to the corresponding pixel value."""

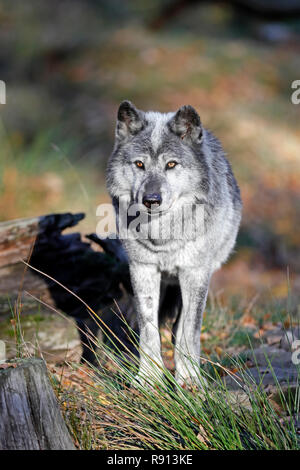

left=205, top=129, right=242, bottom=208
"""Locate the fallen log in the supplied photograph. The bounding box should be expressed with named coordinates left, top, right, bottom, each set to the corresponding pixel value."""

left=0, top=358, right=75, bottom=450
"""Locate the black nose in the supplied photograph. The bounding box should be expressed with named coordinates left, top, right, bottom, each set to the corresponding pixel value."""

left=142, top=193, right=162, bottom=209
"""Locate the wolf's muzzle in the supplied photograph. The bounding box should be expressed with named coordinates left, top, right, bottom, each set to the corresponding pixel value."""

left=142, top=193, right=162, bottom=209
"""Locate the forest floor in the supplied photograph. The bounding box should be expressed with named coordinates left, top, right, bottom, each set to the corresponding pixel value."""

left=1, top=286, right=299, bottom=450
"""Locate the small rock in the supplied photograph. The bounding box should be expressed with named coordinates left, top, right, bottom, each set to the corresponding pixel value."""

left=225, top=366, right=298, bottom=391
left=37, top=330, right=80, bottom=351
left=241, top=346, right=294, bottom=369
left=263, top=327, right=284, bottom=346
left=261, top=326, right=300, bottom=351
left=225, top=343, right=299, bottom=392
left=224, top=390, right=252, bottom=411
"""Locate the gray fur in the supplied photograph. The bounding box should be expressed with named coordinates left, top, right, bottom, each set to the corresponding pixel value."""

left=107, top=100, right=242, bottom=386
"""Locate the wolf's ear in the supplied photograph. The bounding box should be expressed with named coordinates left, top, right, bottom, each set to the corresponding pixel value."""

left=168, top=105, right=203, bottom=143
left=116, top=100, right=144, bottom=140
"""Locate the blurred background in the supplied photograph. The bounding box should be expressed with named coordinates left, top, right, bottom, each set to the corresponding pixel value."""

left=0, top=0, right=300, bottom=309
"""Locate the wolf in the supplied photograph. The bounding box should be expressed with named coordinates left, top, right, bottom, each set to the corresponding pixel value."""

left=106, top=100, right=242, bottom=386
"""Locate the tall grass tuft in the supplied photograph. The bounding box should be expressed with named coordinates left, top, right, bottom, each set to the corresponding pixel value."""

left=60, top=311, right=300, bottom=450
left=20, top=263, right=300, bottom=450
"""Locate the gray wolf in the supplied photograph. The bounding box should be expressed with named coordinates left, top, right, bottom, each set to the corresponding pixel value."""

left=107, top=100, right=242, bottom=386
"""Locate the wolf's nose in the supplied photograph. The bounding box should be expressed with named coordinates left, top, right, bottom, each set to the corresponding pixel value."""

left=142, top=193, right=162, bottom=209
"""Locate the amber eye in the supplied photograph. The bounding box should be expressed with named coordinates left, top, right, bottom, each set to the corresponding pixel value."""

left=135, top=160, right=144, bottom=169
left=166, top=161, right=177, bottom=169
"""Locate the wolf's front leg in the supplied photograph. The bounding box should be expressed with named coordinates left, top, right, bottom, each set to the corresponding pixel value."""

left=129, top=262, right=164, bottom=385
left=175, top=267, right=210, bottom=387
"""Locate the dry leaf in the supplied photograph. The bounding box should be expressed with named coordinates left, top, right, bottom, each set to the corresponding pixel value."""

left=241, top=314, right=256, bottom=327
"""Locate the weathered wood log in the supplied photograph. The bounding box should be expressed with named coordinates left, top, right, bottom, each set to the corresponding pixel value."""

left=0, top=216, right=39, bottom=268
left=0, top=215, right=49, bottom=316
left=0, top=358, right=75, bottom=449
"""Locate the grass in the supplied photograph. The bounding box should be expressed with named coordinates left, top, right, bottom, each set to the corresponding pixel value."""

left=45, top=289, right=299, bottom=451
left=1, top=263, right=299, bottom=450
left=55, top=329, right=300, bottom=450
left=2, top=268, right=299, bottom=450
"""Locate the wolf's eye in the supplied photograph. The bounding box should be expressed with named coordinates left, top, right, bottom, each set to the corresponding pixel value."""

left=166, top=161, right=177, bottom=170
left=135, top=160, right=144, bottom=169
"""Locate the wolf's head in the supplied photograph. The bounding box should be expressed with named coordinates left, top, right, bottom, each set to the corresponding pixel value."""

left=107, top=101, right=210, bottom=214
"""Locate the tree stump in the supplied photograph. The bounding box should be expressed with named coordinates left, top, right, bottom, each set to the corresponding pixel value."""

left=0, top=358, right=75, bottom=449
